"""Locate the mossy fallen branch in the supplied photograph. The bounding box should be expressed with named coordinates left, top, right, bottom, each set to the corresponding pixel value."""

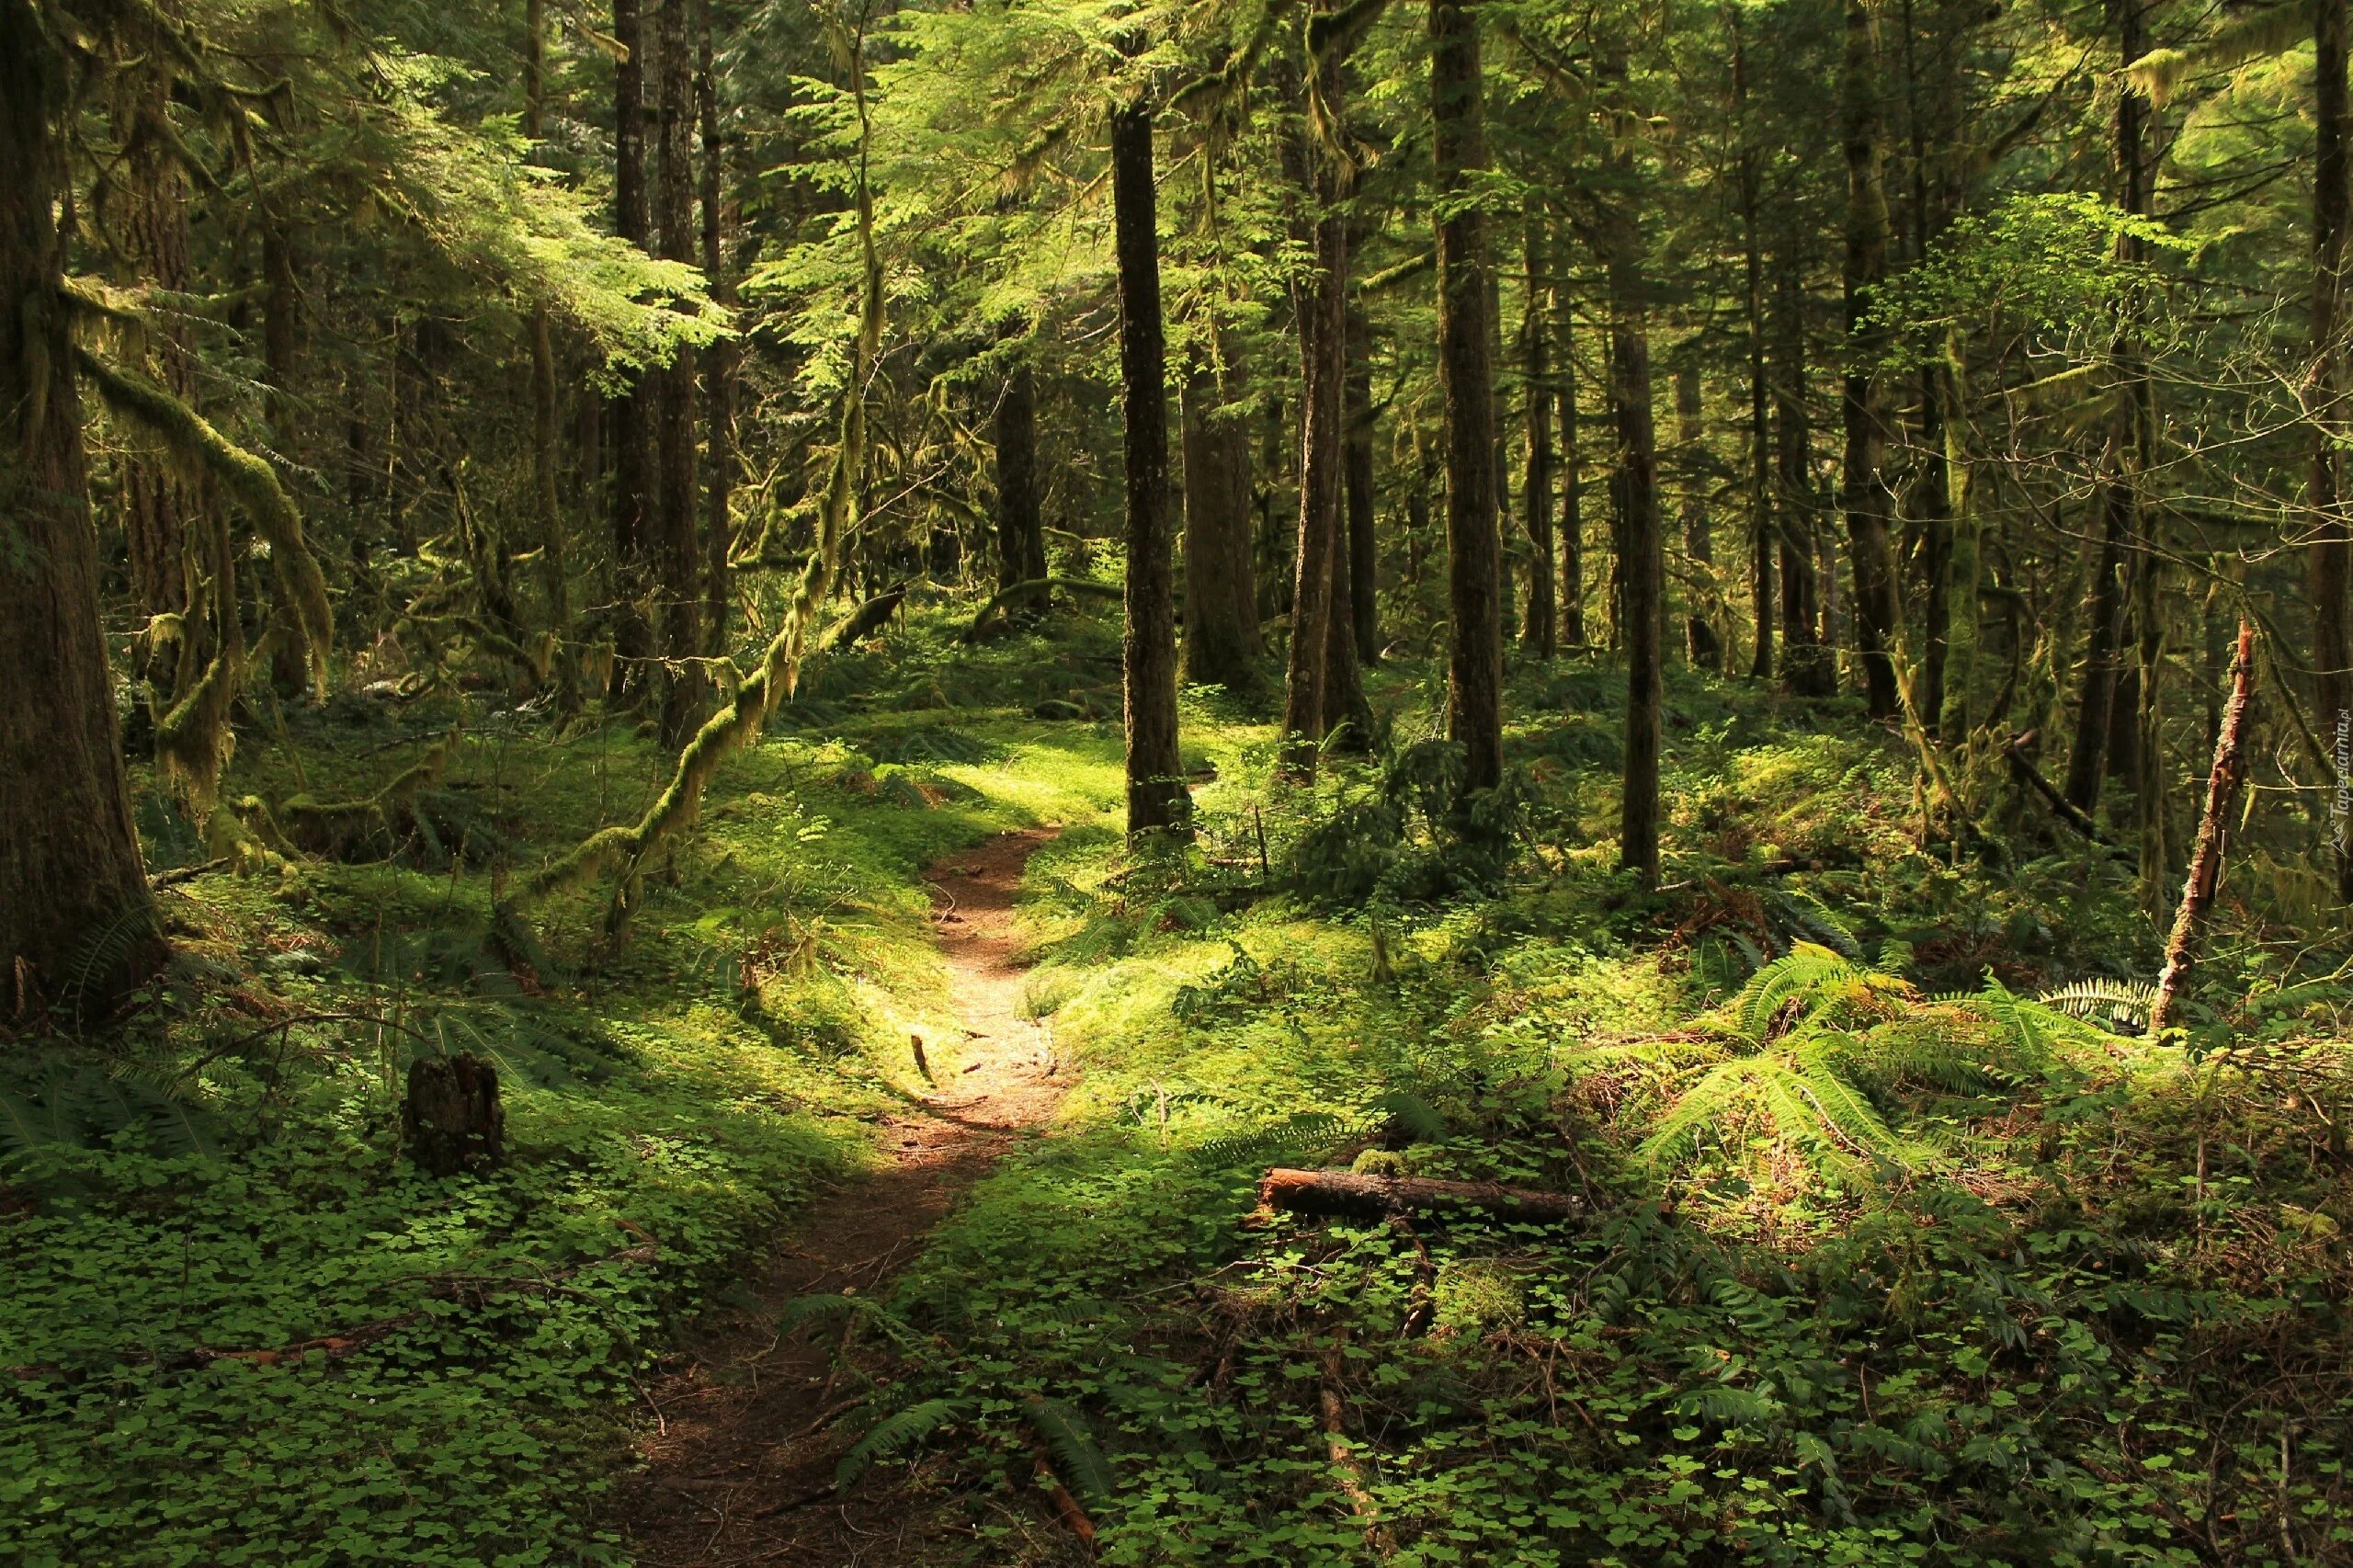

left=278, top=733, right=457, bottom=860
left=74, top=344, right=333, bottom=699
left=963, top=576, right=1123, bottom=642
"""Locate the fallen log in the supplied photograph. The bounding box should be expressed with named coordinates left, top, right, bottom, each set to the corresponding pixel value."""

left=1256, top=1168, right=1586, bottom=1224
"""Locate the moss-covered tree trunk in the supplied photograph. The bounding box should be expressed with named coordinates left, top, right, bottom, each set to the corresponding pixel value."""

left=1432, top=0, right=1505, bottom=801
left=1, top=3, right=163, bottom=1001
left=1110, top=101, right=1188, bottom=839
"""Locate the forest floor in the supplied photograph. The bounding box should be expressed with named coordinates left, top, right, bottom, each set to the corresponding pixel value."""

left=5, top=600, right=2347, bottom=1568
left=620, top=829, right=1068, bottom=1567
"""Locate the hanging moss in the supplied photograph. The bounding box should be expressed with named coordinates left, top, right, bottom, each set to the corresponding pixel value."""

left=74, top=344, right=334, bottom=699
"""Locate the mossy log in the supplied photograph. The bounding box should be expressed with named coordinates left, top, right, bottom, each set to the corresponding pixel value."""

left=1256, top=1167, right=1587, bottom=1224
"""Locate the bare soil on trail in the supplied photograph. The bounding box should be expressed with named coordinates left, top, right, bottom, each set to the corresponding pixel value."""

left=617, top=828, right=1071, bottom=1567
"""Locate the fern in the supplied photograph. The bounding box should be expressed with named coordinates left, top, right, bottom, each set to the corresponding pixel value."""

left=1734, top=943, right=1867, bottom=1040
left=1369, top=1088, right=1448, bottom=1142
left=1770, top=890, right=1863, bottom=960
left=834, top=1397, right=966, bottom=1487
left=2039, top=977, right=2157, bottom=1033
left=1023, top=1396, right=1114, bottom=1497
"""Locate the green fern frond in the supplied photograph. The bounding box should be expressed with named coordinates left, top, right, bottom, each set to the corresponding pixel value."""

left=2039, top=977, right=2156, bottom=1033
left=1369, top=1089, right=1448, bottom=1142
left=1777, top=1055, right=1907, bottom=1165
left=1022, top=1396, right=1114, bottom=1498
left=1640, top=1062, right=1760, bottom=1169
left=1735, top=943, right=1865, bottom=1040
left=1770, top=891, right=1863, bottom=960
left=835, top=1397, right=965, bottom=1488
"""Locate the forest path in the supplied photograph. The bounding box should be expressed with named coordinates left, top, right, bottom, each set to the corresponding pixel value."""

left=618, top=827, right=1066, bottom=1566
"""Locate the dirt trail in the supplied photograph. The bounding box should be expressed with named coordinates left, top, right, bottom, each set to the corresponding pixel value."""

left=618, top=828, right=1065, bottom=1566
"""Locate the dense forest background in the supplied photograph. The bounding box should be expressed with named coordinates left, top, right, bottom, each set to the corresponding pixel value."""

left=5, top=0, right=2353, bottom=1562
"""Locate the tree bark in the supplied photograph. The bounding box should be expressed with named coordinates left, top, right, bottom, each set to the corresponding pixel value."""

left=1, top=3, right=164, bottom=1003
left=1775, top=240, right=1831, bottom=697
left=1182, top=351, right=1263, bottom=689
left=1676, top=363, right=1720, bottom=672
left=526, top=0, right=577, bottom=709
left=996, top=358, right=1047, bottom=597
left=608, top=0, right=654, bottom=702
left=1840, top=0, right=1902, bottom=721
left=1605, top=199, right=1664, bottom=887
left=1522, top=213, right=1557, bottom=659
left=2313, top=0, right=2353, bottom=903
left=653, top=0, right=701, bottom=745
left=1738, top=17, right=1774, bottom=680
left=2149, top=622, right=2254, bottom=1033
left=1282, top=62, right=1349, bottom=777
left=1432, top=0, right=1506, bottom=801
left=403, top=1055, right=506, bottom=1176
left=1557, top=231, right=1586, bottom=650
left=1110, top=102, right=1188, bottom=839
left=699, top=0, right=737, bottom=661
left=1344, top=308, right=1382, bottom=665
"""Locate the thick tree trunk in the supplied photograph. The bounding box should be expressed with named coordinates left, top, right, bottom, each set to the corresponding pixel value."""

left=608, top=0, right=654, bottom=702
left=114, top=50, right=201, bottom=631
left=1432, top=0, right=1506, bottom=800
left=653, top=0, right=701, bottom=744
left=1841, top=0, right=1902, bottom=721
left=1606, top=211, right=1664, bottom=887
left=1345, top=308, right=1382, bottom=666
left=1522, top=214, right=1557, bottom=659
left=403, top=1056, right=506, bottom=1176
left=1110, top=103, right=1188, bottom=839
left=2065, top=486, right=2132, bottom=812
left=1937, top=342, right=1978, bottom=741
left=2313, top=0, right=2353, bottom=903
left=526, top=0, right=576, bottom=708
left=1773, top=242, right=1831, bottom=696
left=1282, top=72, right=1349, bottom=776
left=699, top=0, right=737, bottom=660
left=1677, top=364, right=1720, bottom=672
left=1182, top=351, right=1263, bottom=690
left=996, top=358, right=1047, bottom=597
left=1, top=6, right=163, bottom=1003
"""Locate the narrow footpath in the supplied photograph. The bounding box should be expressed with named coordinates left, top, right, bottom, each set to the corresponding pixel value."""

left=620, top=828, right=1066, bottom=1566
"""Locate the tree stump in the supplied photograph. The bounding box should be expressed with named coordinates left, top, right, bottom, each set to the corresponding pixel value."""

left=403, top=1054, right=505, bottom=1176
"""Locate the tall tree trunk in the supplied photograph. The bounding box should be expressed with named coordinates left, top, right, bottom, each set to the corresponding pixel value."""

left=114, top=44, right=200, bottom=632
left=699, top=0, right=736, bottom=660
left=1181, top=353, right=1262, bottom=687
left=1282, top=61, right=1349, bottom=775
left=2066, top=0, right=2154, bottom=818
left=1738, top=17, right=1773, bottom=680
left=2313, top=0, right=2353, bottom=903
left=1, top=3, right=164, bottom=1001
left=1841, top=0, right=1902, bottom=721
left=1937, top=337, right=1978, bottom=742
left=1432, top=0, right=1505, bottom=800
left=608, top=0, right=654, bottom=702
left=1110, top=102, right=1188, bottom=838
left=526, top=0, right=576, bottom=708
left=1606, top=212, right=1663, bottom=886
left=1345, top=307, right=1382, bottom=665
left=1677, top=364, right=1720, bottom=672
left=1775, top=239, right=1832, bottom=696
left=995, top=358, right=1046, bottom=596
left=1557, top=233, right=1586, bottom=651
left=1521, top=213, right=1557, bottom=658
left=653, top=0, right=701, bottom=744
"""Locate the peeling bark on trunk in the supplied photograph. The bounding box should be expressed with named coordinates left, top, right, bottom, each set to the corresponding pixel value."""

left=2150, top=622, right=2254, bottom=1033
